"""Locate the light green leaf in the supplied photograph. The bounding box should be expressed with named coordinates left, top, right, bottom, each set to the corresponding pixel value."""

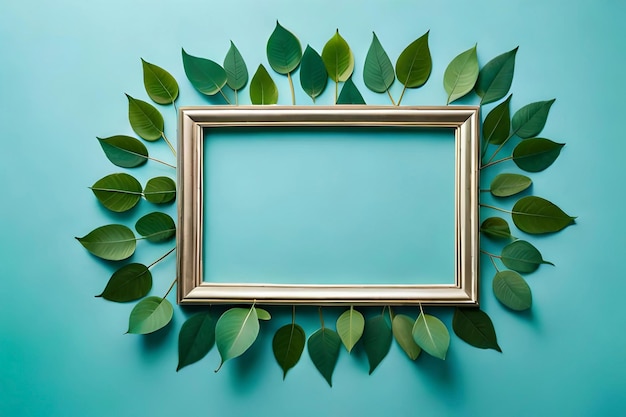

left=512, top=99, right=556, bottom=139
left=412, top=312, right=450, bottom=360
left=363, top=315, right=392, bottom=374
left=177, top=312, right=216, bottom=371
left=513, top=138, right=565, bottom=172
left=97, top=263, right=151, bottom=302
left=266, top=21, right=302, bottom=74
left=452, top=308, right=501, bottom=352
left=223, top=41, right=248, bottom=91
left=127, top=296, right=173, bottom=334
left=336, top=306, right=365, bottom=353
left=141, top=58, right=179, bottom=105
left=250, top=64, right=278, bottom=105
left=493, top=270, right=532, bottom=311
left=97, top=136, right=148, bottom=168
left=480, top=217, right=514, bottom=240
left=475, top=47, right=518, bottom=105
left=126, top=94, right=163, bottom=141
left=501, top=240, right=553, bottom=273
left=76, top=224, right=136, bottom=261
left=490, top=173, right=532, bottom=197
left=91, top=173, right=142, bottom=212
left=512, top=196, right=576, bottom=234
left=443, top=45, right=478, bottom=104
left=135, top=212, right=175, bottom=243
left=363, top=32, right=395, bottom=94
left=321, top=29, right=354, bottom=82
left=392, top=314, right=421, bottom=360
left=307, top=327, right=341, bottom=387
left=181, top=48, right=228, bottom=96
left=215, top=306, right=259, bottom=371
left=483, top=94, right=511, bottom=145
left=144, top=176, right=176, bottom=204
left=395, top=31, right=431, bottom=89
left=255, top=308, right=271, bottom=321
left=273, top=323, right=306, bottom=379
left=299, top=45, right=328, bottom=102
left=336, top=78, right=366, bottom=104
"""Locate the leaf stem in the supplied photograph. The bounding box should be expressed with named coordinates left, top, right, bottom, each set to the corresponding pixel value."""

left=485, top=252, right=501, bottom=272
left=480, top=203, right=511, bottom=214
left=397, top=86, right=407, bottom=106
left=485, top=132, right=515, bottom=164
left=162, top=277, right=177, bottom=299
left=482, top=156, right=513, bottom=169
left=386, top=89, right=397, bottom=106
left=287, top=72, right=296, bottom=105
left=334, top=81, right=338, bottom=104
left=161, top=132, right=176, bottom=157
left=234, top=89, right=239, bottom=106
left=147, top=246, right=176, bottom=269
left=480, top=249, right=501, bottom=260
left=219, top=88, right=232, bottom=105
left=291, top=305, right=296, bottom=326
left=148, top=156, right=176, bottom=169
left=318, top=307, right=325, bottom=328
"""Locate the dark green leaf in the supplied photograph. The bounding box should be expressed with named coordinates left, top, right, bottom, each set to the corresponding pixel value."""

left=412, top=312, right=450, bottom=360
left=127, top=296, right=173, bottom=334
left=480, top=217, right=514, bottom=240
left=273, top=323, right=306, bottom=379
left=97, top=263, right=151, bottom=302
left=223, top=41, right=248, bottom=91
left=135, top=212, right=175, bottom=243
left=75, top=224, right=136, bottom=261
left=141, top=59, right=179, bottom=105
left=513, top=138, right=565, bottom=172
left=493, top=270, right=532, bottom=311
left=307, top=327, right=341, bottom=387
left=512, top=99, right=556, bottom=139
left=512, top=196, right=576, bottom=234
left=321, top=29, right=354, bottom=82
left=336, top=306, right=364, bottom=353
left=363, top=315, right=392, bottom=374
left=91, top=173, right=142, bottom=212
left=490, top=173, right=532, bottom=197
left=181, top=48, right=228, bottom=96
left=452, top=308, right=501, bottom=352
left=177, top=312, right=216, bottom=371
left=443, top=44, right=478, bottom=104
left=215, top=306, right=259, bottom=371
left=395, top=31, right=431, bottom=89
left=363, top=32, right=395, bottom=94
left=392, top=314, right=421, bottom=360
left=144, top=176, right=176, bottom=204
left=501, top=240, right=553, bottom=273
left=255, top=308, right=271, bottom=320
left=266, top=21, right=302, bottom=74
left=97, top=135, right=148, bottom=168
left=299, top=45, right=328, bottom=102
left=250, top=64, right=278, bottom=105
left=475, top=47, right=518, bottom=105
left=483, top=94, right=511, bottom=145
left=126, top=94, right=163, bottom=141
left=336, top=78, right=366, bottom=104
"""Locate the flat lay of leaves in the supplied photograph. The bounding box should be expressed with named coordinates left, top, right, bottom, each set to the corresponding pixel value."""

left=77, top=22, right=575, bottom=386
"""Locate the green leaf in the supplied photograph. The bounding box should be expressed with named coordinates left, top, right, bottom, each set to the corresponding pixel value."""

left=126, top=94, right=164, bottom=141
left=97, top=263, right=152, bottom=302
left=223, top=41, right=248, bottom=91
left=181, top=48, right=228, bottom=96
left=266, top=21, right=302, bottom=74
left=480, top=217, right=514, bottom=240
left=363, top=315, right=392, bottom=374
left=412, top=312, right=450, bottom=360
left=307, top=328, right=341, bottom=387
left=512, top=196, right=576, bottom=234
left=395, top=31, right=432, bottom=89
left=273, top=323, right=306, bottom=379
left=483, top=94, right=511, bottom=145
left=493, top=270, right=532, bottom=311
left=501, top=240, right=553, bottom=273
left=127, top=296, right=173, bottom=334
left=135, top=212, right=175, bottom=243
left=443, top=45, right=479, bottom=104
left=336, top=306, right=364, bottom=353
left=512, top=99, right=556, bottom=139
left=250, top=64, right=278, bottom=105
left=490, top=173, right=532, bottom=197
left=299, top=45, right=328, bottom=102
left=91, top=173, right=142, bottom=212
left=76, top=224, right=136, bottom=261
left=475, top=47, right=518, bottom=105
left=141, top=59, right=179, bottom=105
left=215, top=306, right=259, bottom=371
left=177, top=312, right=216, bottom=371
left=97, top=136, right=148, bottom=168
left=513, top=138, right=565, bottom=172
left=452, top=308, right=501, bottom=352
left=255, top=308, right=271, bottom=321
left=144, top=176, right=176, bottom=204
left=321, top=29, right=354, bottom=82
left=363, top=32, right=395, bottom=94
left=392, top=314, right=421, bottom=360
left=336, top=78, right=366, bottom=104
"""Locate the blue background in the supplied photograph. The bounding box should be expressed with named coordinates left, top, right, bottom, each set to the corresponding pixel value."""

left=1, top=0, right=624, bottom=416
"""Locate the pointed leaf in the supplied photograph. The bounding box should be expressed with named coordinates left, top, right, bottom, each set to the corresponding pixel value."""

left=512, top=99, right=555, bottom=139
left=475, top=47, right=518, bottom=105
left=483, top=94, right=511, bottom=145
left=141, top=59, right=179, bottom=105
left=307, top=328, right=341, bottom=387
left=127, top=296, right=173, bottom=334
left=453, top=308, right=501, bottom=352
left=266, top=21, right=302, bottom=74
left=126, top=94, right=163, bottom=141
left=250, top=64, right=278, bottom=105
left=144, top=176, right=176, bottom=204
left=480, top=217, right=514, bottom=240
left=363, top=315, right=392, bottom=374
left=493, top=270, right=532, bottom=311
left=135, top=212, right=175, bottom=243
left=490, top=173, right=532, bottom=197
left=177, top=312, right=216, bottom=371
left=299, top=45, right=328, bottom=101
left=444, top=45, right=478, bottom=104
left=223, top=41, right=248, bottom=91
left=336, top=306, right=365, bottom=353
left=501, top=240, right=553, bottom=273
left=321, top=29, right=354, bottom=82
left=76, top=224, right=136, bottom=261
left=97, top=136, right=148, bottom=168
left=255, top=308, right=271, bottom=320
left=412, top=313, right=450, bottom=360
left=336, top=78, right=366, bottom=104
left=91, top=173, right=142, bottom=212
left=513, top=138, right=565, bottom=172
left=273, top=323, right=306, bottom=379
left=97, top=263, right=152, bottom=302
left=363, top=32, right=395, bottom=93
left=395, top=31, right=432, bottom=89
left=512, top=196, right=576, bottom=234
left=181, top=48, right=228, bottom=96
left=392, top=314, right=421, bottom=360
left=215, top=306, right=259, bottom=371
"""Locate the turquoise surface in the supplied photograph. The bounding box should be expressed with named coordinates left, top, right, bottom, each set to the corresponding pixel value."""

left=1, top=0, right=625, bottom=416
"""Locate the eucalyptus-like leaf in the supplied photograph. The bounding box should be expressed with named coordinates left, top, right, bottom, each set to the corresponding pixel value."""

left=512, top=196, right=576, bottom=234
left=501, top=240, right=553, bottom=273
left=483, top=95, right=511, bottom=145
left=512, top=99, right=556, bottom=139
left=223, top=41, right=248, bottom=91
left=336, top=78, right=366, bottom=104
left=363, top=315, right=392, bottom=374
left=266, top=21, right=302, bottom=74
left=395, top=31, right=431, bottom=89
left=126, top=94, right=164, bottom=141
left=127, top=296, right=173, bottom=334
left=181, top=48, right=228, bottom=96
left=513, top=138, right=565, bottom=172
left=141, top=58, right=179, bottom=105
left=255, top=308, right=271, bottom=321
left=493, top=270, right=532, bottom=311
left=321, top=29, right=354, bottom=82
left=97, top=263, right=152, bottom=302
left=336, top=306, right=365, bottom=353
left=273, top=323, right=306, bottom=379
left=91, top=173, right=142, bottom=212
left=475, top=47, right=518, bottom=105
left=452, top=308, right=501, bottom=352
left=307, top=328, right=341, bottom=387
left=215, top=306, right=259, bottom=371
left=443, top=45, right=478, bottom=104
left=177, top=312, right=216, bottom=371
left=480, top=217, right=514, bottom=240
left=392, top=314, right=421, bottom=360
left=76, top=224, right=136, bottom=261
left=97, top=136, right=148, bottom=168
left=144, top=176, right=176, bottom=204
left=412, top=313, right=450, bottom=360
left=250, top=64, right=278, bottom=105
left=363, top=32, right=395, bottom=94
left=135, top=212, right=175, bottom=243
left=490, top=173, right=532, bottom=197
left=299, top=45, right=328, bottom=102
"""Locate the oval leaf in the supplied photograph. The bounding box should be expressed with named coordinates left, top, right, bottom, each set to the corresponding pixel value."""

left=336, top=306, right=365, bottom=353
left=135, top=212, right=175, bottom=243
left=299, top=45, right=328, bottom=102
left=452, top=308, right=501, bottom=352
left=144, top=176, right=176, bottom=204
left=266, top=21, right=302, bottom=74
left=126, top=94, right=163, bottom=141
left=322, top=29, right=354, bottom=82
left=223, top=41, right=248, bottom=91
left=273, top=323, right=306, bottom=379
left=483, top=94, right=511, bottom=145
left=141, top=58, right=179, bottom=105
left=182, top=48, right=228, bottom=96
left=97, top=135, right=148, bottom=168
left=255, top=308, right=271, bottom=321
left=363, top=315, right=392, bottom=374
left=392, top=314, right=421, bottom=360
left=513, top=137, right=565, bottom=172
left=177, top=312, right=216, bottom=371
left=395, top=30, right=432, bottom=89
left=443, top=44, right=478, bottom=104
left=475, top=47, right=518, bottom=105
left=493, top=270, right=532, bottom=311
left=97, top=263, right=152, bottom=302
left=336, top=78, right=366, bottom=104
left=412, top=313, right=450, bottom=360
left=250, top=64, right=278, bottom=105
left=307, top=328, right=341, bottom=387
left=363, top=32, right=395, bottom=94
left=512, top=99, right=556, bottom=139
left=480, top=217, right=514, bottom=240
left=91, top=173, right=142, bottom=212
left=76, top=224, right=136, bottom=261
left=501, top=240, right=553, bottom=273
left=490, top=173, right=532, bottom=197
left=512, top=196, right=576, bottom=234
left=127, top=296, right=173, bottom=334
left=215, top=306, right=259, bottom=371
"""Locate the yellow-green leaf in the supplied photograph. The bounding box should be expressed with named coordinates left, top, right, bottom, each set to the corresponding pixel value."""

left=443, top=44, right=478, bottom=104
left=127, top=296, right=173, bottom=334
left=215, top=306, right=259, bottom=371
left=321, top=29, right=354, bottom=82
left=412, top=312, right=450, bottom=360
left=336, top=306, right=364, bottom=353
left=250, top=64, right=278, bottom=105
left=392, top=314, right=421, bottom=360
